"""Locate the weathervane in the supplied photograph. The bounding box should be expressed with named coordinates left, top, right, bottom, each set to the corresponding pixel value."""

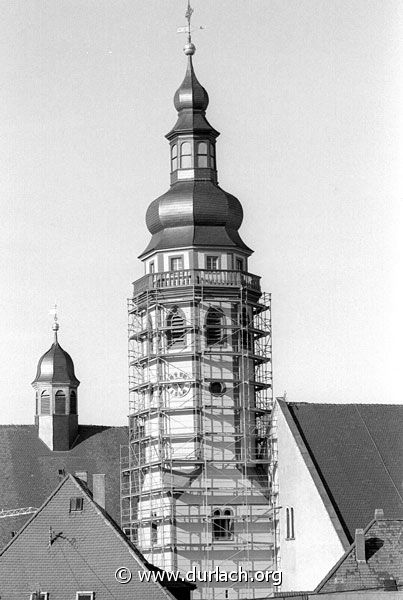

left=49, top=303, right=59, bottom=339
left=177, top=1, right=204, bottom=49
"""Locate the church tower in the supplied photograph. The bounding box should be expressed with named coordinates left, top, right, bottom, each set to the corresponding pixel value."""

left=32, top=316, right=80, bottom=451
left=121, top=11, right=274, bottom=599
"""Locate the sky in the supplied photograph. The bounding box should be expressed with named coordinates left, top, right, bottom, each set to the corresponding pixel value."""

left=1, top=0, right=402, bottom=426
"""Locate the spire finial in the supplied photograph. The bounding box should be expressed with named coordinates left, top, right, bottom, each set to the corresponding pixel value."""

left=177, top=1, right=199, bottom=56
left=185, top=1, right=194, bottom=44
left=49, top=304, right=59, bottom=342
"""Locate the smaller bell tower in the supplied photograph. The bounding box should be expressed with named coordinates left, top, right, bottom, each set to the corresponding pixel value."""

left=32, top=311, right=80, bottom=451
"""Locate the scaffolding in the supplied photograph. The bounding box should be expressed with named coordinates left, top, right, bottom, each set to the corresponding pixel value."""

left=121, top=269, right=275, bottom=599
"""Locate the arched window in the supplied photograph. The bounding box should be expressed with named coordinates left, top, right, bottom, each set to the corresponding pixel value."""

left=40, top=390, right=50, bottom=415
left=171, top=144, right=178, bottom=171
left=70, top=391, right=77, bottom=414
left=180, top=142, right=192, bottom=168
left=212, top=508, right=234, bottom=540
left=166, top=308, right=186, bottom=349
left=196, top=141, right=208, bottom=167
left=206, top=307, right=225, bottom=346
left=55, top=390, right=66, bottom=415
left=286, top=507, right=295, bottom=539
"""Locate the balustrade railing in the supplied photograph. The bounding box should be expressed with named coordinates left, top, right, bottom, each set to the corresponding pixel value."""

left=132, top=268, right=260, bottom=296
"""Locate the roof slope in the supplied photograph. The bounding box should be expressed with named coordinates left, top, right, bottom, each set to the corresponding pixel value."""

left=0, top=424, right=127, bottom=549
left=282, top=403, right=403, bottom=541
left=315, top=517, right=403, bottom=593
left=0, top=474, right=183, bottom=600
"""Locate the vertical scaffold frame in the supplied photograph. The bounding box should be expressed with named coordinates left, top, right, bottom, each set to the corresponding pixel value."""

left=120, top=268, right=275, bottom=600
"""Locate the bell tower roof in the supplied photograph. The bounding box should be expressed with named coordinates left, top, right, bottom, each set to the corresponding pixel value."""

left=140, top=10, right=252, bottom=259
left=32, top=316, right=79, bottom=387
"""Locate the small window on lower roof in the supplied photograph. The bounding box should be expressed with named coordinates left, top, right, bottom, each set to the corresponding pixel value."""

left=70, top=497, right=84, bottom=512
left=76, top=594, right=94, bottom=600
left=30, top=593, right=48, bottom=600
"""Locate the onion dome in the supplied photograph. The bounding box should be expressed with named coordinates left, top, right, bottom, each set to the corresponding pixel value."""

left=174, top=56, right=209, bottom=112
left=140, top=44, right=252, bottom=258
left=166, top=55, right=219, bottom=140
left=32, top=321, right=79, bottom=386
left=142, top=181, right=251, bottom=256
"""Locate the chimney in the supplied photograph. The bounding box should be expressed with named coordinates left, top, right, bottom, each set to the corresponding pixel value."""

left=93, top=474, right=105, bottom=509
left=75, top=471, right=88, bottom=484
left=355, top=528, right=366, bottom=563
left=374, top=508, right=384, bottom=520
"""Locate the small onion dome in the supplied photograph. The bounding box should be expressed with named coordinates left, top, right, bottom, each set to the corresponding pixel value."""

left=32, top=341, right=80, bottom=386
left=174, top=56, right=209, bottom=113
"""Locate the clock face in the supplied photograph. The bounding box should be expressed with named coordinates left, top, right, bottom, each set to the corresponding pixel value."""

left=167, top=371, right=191, bottom=397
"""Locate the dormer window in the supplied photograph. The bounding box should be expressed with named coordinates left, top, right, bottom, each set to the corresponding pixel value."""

left=180, top=142, right=192, bottom=168
left=197, top=141, right=208, bottom=167
left=171, top=144, right=178, bottom=171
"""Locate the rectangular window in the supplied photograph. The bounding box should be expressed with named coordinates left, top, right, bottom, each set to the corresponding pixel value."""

left=286, top=507, right=295, bottom=539
left=149, top=261, right=155, bottom=274
left=206, top=256, right=219, bottom=270
left=76, top=594, right=94, bottom=600
left=180, top=141, right=192, bottom=169
left=170, top=256, right=183, bottom=271
left=151, top=522, right=158, bottom=545
left=69, top=497, right=84, bottom=512
left=197, top=141, right=208, bottom=168
left=235, top=258, right=244, bottom=271
left=30, top=594, right=49, bottom=600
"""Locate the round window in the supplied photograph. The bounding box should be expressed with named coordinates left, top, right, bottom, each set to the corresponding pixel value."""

left=209, top=381, right=226, bottom=396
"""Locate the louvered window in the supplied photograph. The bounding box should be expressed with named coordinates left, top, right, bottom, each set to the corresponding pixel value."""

left=55, top=391, right=66, bottom=414
left=206, top=308, right=224, bottom=346
left=167, top=309, right=185, bottom=349
left=41, top=391, right=50, bottom=415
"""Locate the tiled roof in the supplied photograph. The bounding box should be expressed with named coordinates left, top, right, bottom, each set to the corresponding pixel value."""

left=0, top=423, right=127, bottom=549
left=0, top=474, right=189, bottom=600
left=282, top=402, right=403, bottom=541
left=315, top=517, right=403, bottom=593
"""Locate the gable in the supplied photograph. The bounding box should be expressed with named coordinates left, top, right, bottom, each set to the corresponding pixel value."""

left=0, top=476, right=175, bottom=600
left=283, top=403, right=403, bottom=540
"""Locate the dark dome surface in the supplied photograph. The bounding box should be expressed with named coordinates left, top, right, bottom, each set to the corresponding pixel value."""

left=174, top=56, right=209, bottom=112
left=141, top=181, right=251, bottom=257
left=33, top=342, right=80, bottom=385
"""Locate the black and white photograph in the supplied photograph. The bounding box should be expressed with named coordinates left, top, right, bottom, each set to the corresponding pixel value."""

left=0, top=1, right=402, bottom=598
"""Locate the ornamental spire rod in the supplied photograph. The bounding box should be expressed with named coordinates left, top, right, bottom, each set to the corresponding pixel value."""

left=185, top=0, right=193, bottom=43
left=49, top=303, right=59, bottom=342
left=177, top=1, right=204, bottom=54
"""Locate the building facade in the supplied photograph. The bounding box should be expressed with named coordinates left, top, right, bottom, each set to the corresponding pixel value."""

left=0, top=473, right=192, bottom=600
left=0, top=320, right=127, bottom=550
left=120, top=37, right=275, bottom=599
left=274, top=400, right=403, bottom=592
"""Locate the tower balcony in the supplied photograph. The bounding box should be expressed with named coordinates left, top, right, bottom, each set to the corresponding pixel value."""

left=132, top=268, right=261, bottom=297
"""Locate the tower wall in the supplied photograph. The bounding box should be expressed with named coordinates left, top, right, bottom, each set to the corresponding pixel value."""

left=121, top=271, right=273, bottom=599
